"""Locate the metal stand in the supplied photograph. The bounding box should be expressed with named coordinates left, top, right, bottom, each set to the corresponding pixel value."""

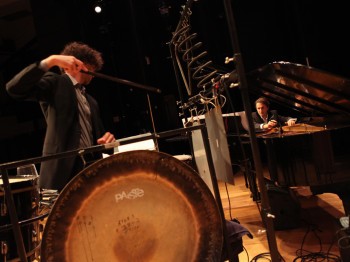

left=222, top=0, right=282, bottom=260
left=198, top=126, right=236, bottom=261
left=0, top=170, right=27, bottom=262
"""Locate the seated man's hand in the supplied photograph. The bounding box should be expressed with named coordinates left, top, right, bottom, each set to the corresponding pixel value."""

left=287, top=119, right=296, bottom=126
left=269, top=120, right=277, bottom=127
left=264, top=120, right=277, bottom=129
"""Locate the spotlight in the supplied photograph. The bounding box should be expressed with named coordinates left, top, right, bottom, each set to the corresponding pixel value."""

left=94, top=5, right=102, bottom=13
left=93, top=1, right=104, bottom=14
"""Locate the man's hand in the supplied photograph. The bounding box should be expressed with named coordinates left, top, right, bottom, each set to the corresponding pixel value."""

left=287, top=118, right=297, bottom=126
left=263, top=120, right=277, bottom=129
left=41, top=55, right=89, bottom=74
left=269, top=119, right=277, bottom=127
left=97, top=132, right=115, bottom=144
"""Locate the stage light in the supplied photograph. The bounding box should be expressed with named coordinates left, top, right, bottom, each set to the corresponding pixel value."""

left=94, top=5, right=102, bottom=13
left=93, top=1, right=103, bottom=14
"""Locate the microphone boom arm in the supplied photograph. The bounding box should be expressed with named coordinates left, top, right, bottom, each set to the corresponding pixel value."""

left=81, top=70, right=162, bottom=94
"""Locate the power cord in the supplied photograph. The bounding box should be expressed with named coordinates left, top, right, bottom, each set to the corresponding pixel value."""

left=292, top=222, right=341, bottom=261
left=240, top=245, right=250, bottom=262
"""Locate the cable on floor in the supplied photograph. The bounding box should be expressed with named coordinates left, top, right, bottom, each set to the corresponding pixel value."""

left=249, top=251, right=286, bottom=262
left=292, top=221, right=341, bottom=261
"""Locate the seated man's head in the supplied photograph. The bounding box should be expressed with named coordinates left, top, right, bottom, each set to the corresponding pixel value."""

left=255, top=97, right=270, bottom=118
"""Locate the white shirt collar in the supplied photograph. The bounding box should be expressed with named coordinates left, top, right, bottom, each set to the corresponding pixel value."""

left=66, top=73, right=79, bottom=86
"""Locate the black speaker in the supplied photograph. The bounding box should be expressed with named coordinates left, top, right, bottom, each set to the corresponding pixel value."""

left=266, top=183, right=301, bottom=230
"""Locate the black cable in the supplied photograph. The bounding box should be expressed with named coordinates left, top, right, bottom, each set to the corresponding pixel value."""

left=292, top=221, right=341, bottom=261
left=293, top=252, right=341, bottom=262
left=249, top=251, right=286, bottom=262
left=249, top=252, right=272, bottom=262
left=223, top=182, right=233, bottom=220
left=240, top=245, right=250, bottom=262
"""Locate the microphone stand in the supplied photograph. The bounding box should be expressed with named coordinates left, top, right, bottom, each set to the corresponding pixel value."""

left=222, top=0, right=282, bottom=261
left=81, top=70, right=161, bottom=149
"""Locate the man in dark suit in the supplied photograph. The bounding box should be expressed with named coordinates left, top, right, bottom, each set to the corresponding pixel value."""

left=252, top=97, right=296, bottom=131
left=6, top=42, right=115, bottom=191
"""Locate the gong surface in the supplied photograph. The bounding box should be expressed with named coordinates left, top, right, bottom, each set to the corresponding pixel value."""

left=41, top=150, right=223, bottom=262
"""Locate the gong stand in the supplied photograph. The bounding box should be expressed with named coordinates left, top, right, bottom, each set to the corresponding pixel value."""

left=222, top=0, right=282, bottom=261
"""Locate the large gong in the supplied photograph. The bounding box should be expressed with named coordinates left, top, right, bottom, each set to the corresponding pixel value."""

left=41, top=150, right=223, bottom=262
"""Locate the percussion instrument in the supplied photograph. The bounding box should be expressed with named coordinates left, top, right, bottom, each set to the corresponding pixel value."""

left=41, top=150, right=223, bottom=262
left=0, top=176, right=40, bottom=261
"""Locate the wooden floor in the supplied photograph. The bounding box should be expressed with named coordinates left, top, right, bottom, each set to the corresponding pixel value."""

left=219, top=171, right=346, bottom=261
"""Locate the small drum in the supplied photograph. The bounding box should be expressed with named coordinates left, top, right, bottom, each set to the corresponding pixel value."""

left=41, top=150, right=223, bottom=262
left=0, top=176, right=40, bottom=262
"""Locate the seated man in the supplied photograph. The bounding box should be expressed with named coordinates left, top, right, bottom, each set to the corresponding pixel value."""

left=252, top=97, right=296, bottom=131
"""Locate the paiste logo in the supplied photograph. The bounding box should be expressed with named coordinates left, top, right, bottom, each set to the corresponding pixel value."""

left=115, top=188, right=144, bottom=202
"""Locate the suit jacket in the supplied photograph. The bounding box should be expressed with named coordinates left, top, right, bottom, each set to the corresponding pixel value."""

left=252, top=110, right=291, bottom=130
left=6, top=62, right=106, bottom=190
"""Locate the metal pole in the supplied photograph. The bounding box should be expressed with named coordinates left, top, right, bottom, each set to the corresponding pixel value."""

left=222, top=0, right=282, bottom=260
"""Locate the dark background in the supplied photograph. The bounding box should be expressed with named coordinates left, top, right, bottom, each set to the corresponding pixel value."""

left=1, top=0, right=349, bottom=163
